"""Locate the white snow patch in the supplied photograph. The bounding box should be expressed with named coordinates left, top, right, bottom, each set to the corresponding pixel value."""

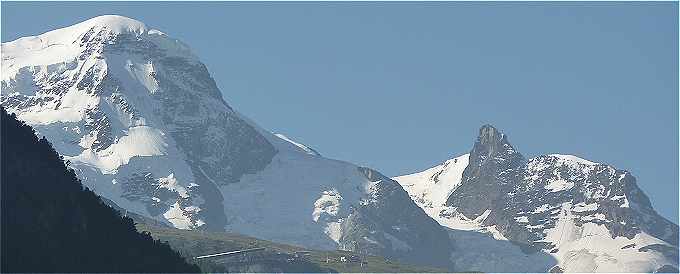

left=394, top=154, right=469, bottom=207
left=18, top=107, right=83, bottom=125
left=66, top=126, right=168, bottom=174
left=544, top=179, right=575, bottom=192
left=611, top=195, right=630, bottom=208
left=17, top=88, right=97, bottom=125
left=548, top=154, right=597, bottom=166
left=312, top=189, right=342, bottom=222
left=324, top=221, right=343, bottom=244
left=533, top=203, right=553, bottom=214
left=274, top=133, right=320, bottom=156
left=195, top=219, right=206, bottom=227
left=515, top=216, right=529, bottom=223
left=581, top=213, right=607, bottom=222
left=163, top=201, right=192, bottom=229
left=573, top=202, right=599, bottom=212
left=158, top=173, right=189, bottom=198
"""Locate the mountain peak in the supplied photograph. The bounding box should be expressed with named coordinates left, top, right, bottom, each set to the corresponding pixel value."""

left=479, top=123, right=499, bottom=133
left=2, top=15, right=194, bottom=82
left=73, top=15, right=148, bottom=36
left=1, top=14, right=276, bottom=231
left=477, top=124, right=505, bottom=147
left=471, top=124, right=521, bottom=163
left=5, top=15, right=150, bottom=46
left=444, top=125, right=525, bottom=218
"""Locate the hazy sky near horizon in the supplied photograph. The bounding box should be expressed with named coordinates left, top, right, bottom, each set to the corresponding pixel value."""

left=2, top=2, right=678, bottom=223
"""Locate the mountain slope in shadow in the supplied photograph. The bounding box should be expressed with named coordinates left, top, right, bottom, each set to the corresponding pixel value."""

left=1, top=107, right=199, bottom=273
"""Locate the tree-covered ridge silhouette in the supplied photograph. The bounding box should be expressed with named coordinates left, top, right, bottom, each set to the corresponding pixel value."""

left=1, top=107, right=199, bottom=273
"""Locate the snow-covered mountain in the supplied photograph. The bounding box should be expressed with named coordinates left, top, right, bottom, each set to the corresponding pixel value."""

left=5, top=15, right=677, bottom=273
left=2, top=15, right=276, bottom=231
left=1, top=15, right=453, bottom=269
left=394, top=125, right=678, bottom=272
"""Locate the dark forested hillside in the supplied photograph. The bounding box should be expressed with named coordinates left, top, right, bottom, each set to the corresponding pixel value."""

left=0, top=107, right=199, bottom=273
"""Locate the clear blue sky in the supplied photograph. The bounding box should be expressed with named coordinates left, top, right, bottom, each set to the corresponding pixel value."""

left=2, top=2, right=677, bottom=223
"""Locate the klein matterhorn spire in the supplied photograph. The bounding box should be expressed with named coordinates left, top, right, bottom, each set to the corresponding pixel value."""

left=445, top=124, right=525, bottom=218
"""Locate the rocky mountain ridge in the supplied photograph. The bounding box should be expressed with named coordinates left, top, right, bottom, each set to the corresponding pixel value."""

left=395, top=125, right=678, bottom=272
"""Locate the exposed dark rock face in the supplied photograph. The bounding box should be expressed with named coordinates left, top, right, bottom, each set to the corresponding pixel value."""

left=498, top=155, right=678, bottom=252
left=83, top=108, right=114, bottom=152
left=444, top=125, right=678, bottom=256
left=446, top=124, right=525, bottom=219
left=149, top=54, right=277, bottom=187
left=339, top=167, right=454, bottom=270
left=120, top=172, right=180, bottom=217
